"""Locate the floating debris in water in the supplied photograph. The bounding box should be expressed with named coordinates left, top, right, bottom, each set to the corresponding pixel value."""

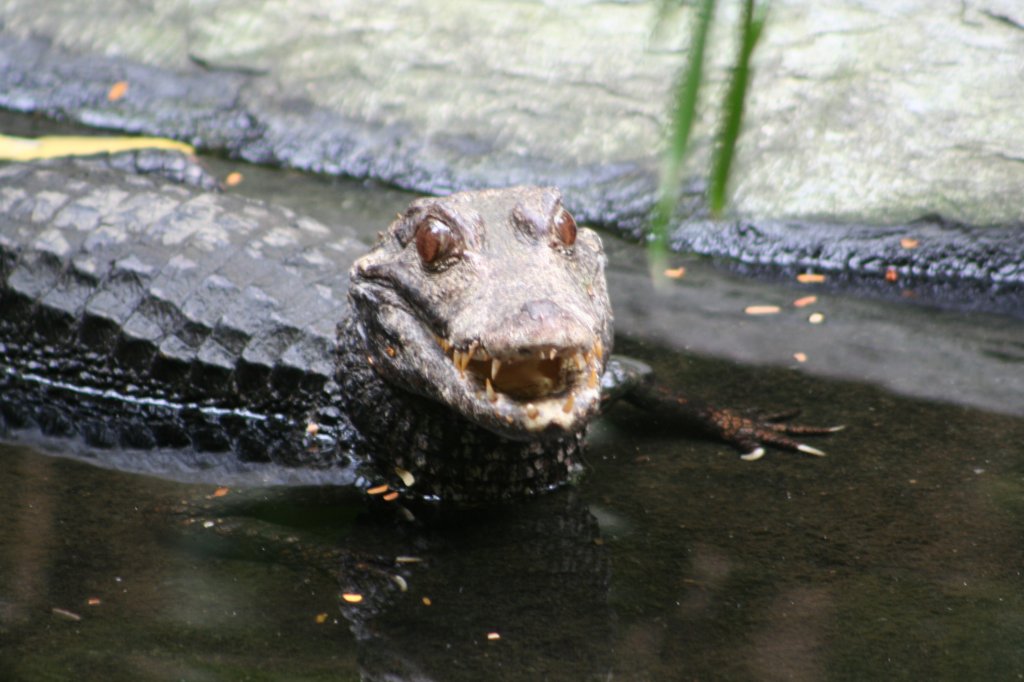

left=797, top=273, right=826, bottom=284
left=744, top=305, right=781, bottom=315
left=663, top=266, right=686, bottom=279
left=51, top=607, right=81, bottom=621
left=792, top=295, right=817, bottom=308
left=395, top=467, right=415, bottom=487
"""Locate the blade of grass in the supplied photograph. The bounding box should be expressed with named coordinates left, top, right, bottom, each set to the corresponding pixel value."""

left=708, top=0, right=767, bottom=216
left=649, top=0, right=717, bottom=278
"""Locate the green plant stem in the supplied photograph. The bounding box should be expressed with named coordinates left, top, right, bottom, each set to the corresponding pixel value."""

left=708, top=0, right=766, bottom=216
left=649, top=0, right=717, bottom=276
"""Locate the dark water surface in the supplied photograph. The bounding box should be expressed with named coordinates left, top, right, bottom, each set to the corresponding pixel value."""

left=3, top=355, right=1023, bottom=680
left=1, top=131, right=1023, bottom=679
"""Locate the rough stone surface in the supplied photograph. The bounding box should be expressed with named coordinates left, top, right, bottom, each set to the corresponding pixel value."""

left=668, top=215, right=1024, bottom=316
left=1, top=0, right=1022, bottom=303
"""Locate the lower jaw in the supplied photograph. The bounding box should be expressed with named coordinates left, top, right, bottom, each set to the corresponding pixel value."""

left=465, top=387, right=599, bottom=440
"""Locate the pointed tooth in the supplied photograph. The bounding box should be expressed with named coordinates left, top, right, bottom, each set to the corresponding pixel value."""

left=526, top=403, right=539, bottom=420
left=562, top=393, right=575, bottom=413
left=588, top=367, right=598, bottom=389
left=486, top=378, right=497, bottom=403
left=468, top=341, right=479, bottom=361
left=491, top=358, right=502, bottom=380
left=594, top=339, right=604, bottom=360
left=575, top=353, right=586, bottom=370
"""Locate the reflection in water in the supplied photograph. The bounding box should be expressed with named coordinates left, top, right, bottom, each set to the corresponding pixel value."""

left=2, top=453, right=58, bottom=631
left=2, top=346, right=1023, bottom=679
left=746, top=586, right=832, bottom=682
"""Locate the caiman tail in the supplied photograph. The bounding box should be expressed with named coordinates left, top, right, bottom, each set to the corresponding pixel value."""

left=0, top=152, right=359, bottom=473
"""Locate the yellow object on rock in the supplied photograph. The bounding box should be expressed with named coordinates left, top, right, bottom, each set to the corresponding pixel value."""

left=0, top=134, right=193, bottom=161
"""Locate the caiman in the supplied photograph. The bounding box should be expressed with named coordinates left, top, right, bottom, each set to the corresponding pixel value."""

left=0, top=151, right=836, bottom=502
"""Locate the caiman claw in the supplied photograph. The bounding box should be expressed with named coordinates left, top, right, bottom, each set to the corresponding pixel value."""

left=618, top=376, right=845, bottom=461
left=713, top=408, right=845, bottom=461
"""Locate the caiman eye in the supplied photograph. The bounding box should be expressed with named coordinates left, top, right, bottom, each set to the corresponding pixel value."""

left=553, top=208, right=577, bottom=248
left=415, top=219, right=461, bottom=267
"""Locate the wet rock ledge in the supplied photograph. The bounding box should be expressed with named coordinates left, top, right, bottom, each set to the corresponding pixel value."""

left=1, top=0, right=1022, bottom=315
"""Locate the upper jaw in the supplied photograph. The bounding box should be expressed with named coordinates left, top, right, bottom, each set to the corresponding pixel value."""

left=436, top=333, right=607, bottom=437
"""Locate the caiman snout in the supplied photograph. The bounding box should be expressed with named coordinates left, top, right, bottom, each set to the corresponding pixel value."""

left=520, top=299, right=567, bottom=323
left=469, top=298, right=595, bottom=359
left=430, top=298, right=602, bottom=405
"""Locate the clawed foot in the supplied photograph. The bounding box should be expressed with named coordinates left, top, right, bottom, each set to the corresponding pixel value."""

left=617, top=375, right=845, bottom=462
left=708, top=407, right=845, bottom=461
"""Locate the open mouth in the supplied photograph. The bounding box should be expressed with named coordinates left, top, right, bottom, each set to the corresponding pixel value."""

left=436, top=336, right=604, bottom=430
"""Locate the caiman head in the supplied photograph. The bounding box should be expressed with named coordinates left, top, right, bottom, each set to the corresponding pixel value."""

left=349, top=187, right=612, bottom=441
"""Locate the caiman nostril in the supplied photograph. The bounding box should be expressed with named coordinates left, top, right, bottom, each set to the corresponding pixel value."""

left=520, top=300, right=565, bottom=323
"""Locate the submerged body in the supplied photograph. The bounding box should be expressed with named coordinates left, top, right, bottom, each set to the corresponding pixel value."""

left=0, top=152, right=831, bottom=501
